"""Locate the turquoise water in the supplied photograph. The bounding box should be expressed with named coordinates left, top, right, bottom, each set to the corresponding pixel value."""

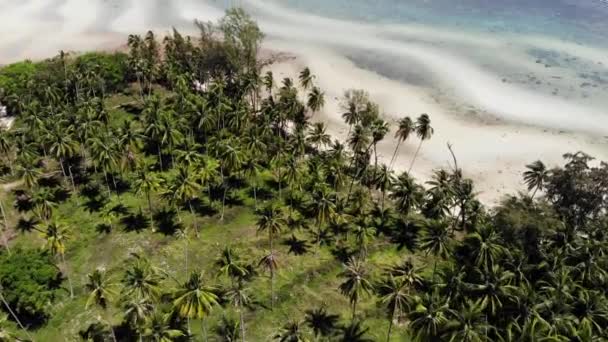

left=278, top=0, right=608, bottom=45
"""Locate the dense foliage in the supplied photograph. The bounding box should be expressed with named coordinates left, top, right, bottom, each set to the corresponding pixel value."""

left=0, top=249, right=62, bottom=326
left=0, top=8, right=607, bottom=342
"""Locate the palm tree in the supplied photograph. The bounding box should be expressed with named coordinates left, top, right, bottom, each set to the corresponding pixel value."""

left=377, top=276, right=412, bottom=342
left=374, top=164, right=394, bottom=211
left=0, top=285, right=31, bottom=341
left=442, top=299, right=492, bottom=342
left=299, top=67, right=314, bottom=90
left=132, top=165, right=162, bottom=230
left=41, top=221, right=74, bottom=298
left=304, top=306, right=340, bottom=339
left=307, top=122, right=331, bottom=150
left=463, top=225, right=507, bottom=272
left=123, top=298, right=154, bottom=342
left=370, top=118, right=390, bottom=173
left=197, top=157, right=220, bottom=204
left=32, top=187, right=57, bottom=222
left=408, top=114, right=434, bottom=173
left=389, top=172, right=423, bottom=216
left=143, top=310, right=185, bottom=342
left=307, top=87, right=325, bottom=115
left=215, top=247, right=248, bottom=283
left=15, top=158, right=41, bottom=189
left=225, top=282, right=252, bottom=342
left=173, top=270, right=219, bottom=339
left=523, top=160, right=549, bottom=199
left=273, top=320, right=309, bottom=342
left=214, top=315, right=240, bottom=342
left=122, top=255, right=164, bottom=302
left=339, top=257, right=374, bottom=320
left=163, top=164, right=200, bottom=229
left=85, top=267, right=118, bottom=342
left=256, top=202, right=286, bottom=252
left=338, top=320, right=373, bottom=342
left=390, top=116, right=413, bottom=169
left=259, top=251, right=279, bottom=309
left=408, top=292, right=450, bottom=341
left=418, top=220, right=452, bottom=282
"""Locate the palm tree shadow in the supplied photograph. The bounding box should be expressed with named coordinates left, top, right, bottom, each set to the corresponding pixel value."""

left=120, top=210, right=150, bottom=233
left=250, top=187, right=273, bottom=201
left=95, top=223, right=112, bottom=234
left=83, top=197, right=108, bottom=213
left=189, top=198, right=218, bottom=217
left=13, top=190, right=33, bottom=212
left=16, top=216, right=39, bottom=233
left=330, top=244, right=356, bottom=263
left=153, top=207, right=182, bottom=236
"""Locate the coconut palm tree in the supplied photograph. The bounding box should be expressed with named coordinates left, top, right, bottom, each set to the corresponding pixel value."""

left=408, top=292, right=450, bottom=342
left=390, top=116, right=413, bottom=169
left=143, top=310, right=185, bottom=342
left=377, top=276, right=412, bottom=342
left=123, top=298, right=154, bottom=342
left=418, top=220, right=452, bottom=282
left=85, top=267, right=118, bottom=342
left=374, top=164, right=394, bottom=211
left=307, top=122, right=331, bottom=150
left=273, top=320, right=309, bottom=342
left=41, top=221, right=74, bottom=298
left=389, top=172, right=423, bottom=216
left=215, top=247, right=248, bottom=283
left=122, top=255, right=164, bottom=302
left=442, top=299, right=492, bottom=342
left=259, top=251, right=279, bottom=309
left=256, top=202, right=286, bottom=252
left=304, top=305, right=340, bottom=339
left=463, top=225, right=507, bottom=272
left=339, top=257, right=374, bottom=320
left=523, top=160, right=549, bottom=199
left=408, top=114, right=434, bottom=173
left=307, top=87, right=325, bottom=115
left=173, top=270, right=219, bottom=339
left=299, top=67, right=314, bottom=90
left=214, top=315, right=240, bottom=342
left=132, top=164, right=162, bottom=230
left=225, top=281, right=252, bottom=342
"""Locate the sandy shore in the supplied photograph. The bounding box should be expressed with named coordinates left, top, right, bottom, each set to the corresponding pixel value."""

left=265, top=42, right=608, bottom=204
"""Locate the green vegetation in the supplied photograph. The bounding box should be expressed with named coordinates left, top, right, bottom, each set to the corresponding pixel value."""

left=0, top=8, right=607, bottom=342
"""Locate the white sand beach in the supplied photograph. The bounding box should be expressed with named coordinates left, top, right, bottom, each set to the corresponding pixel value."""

left=1, top=0, right=607, bottom=204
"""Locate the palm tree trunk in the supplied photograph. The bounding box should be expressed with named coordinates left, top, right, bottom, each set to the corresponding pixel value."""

left=61, top=253, right=75, bottom=298
left=351, top=300, right=357, bottom=321
left=389, top=141, right=401, bottom=170
left=68, top=164, right=77, bottom=194
left=239, top=306, right=246, bottom=342
left=408, top=140, right=424, bottom=173
left=188, top=201, right=199, bottom=238
left=386, top=306, right=396, bottom=342
left=103, top=170, right=112, bottom=198
left=0, top=200, right=10, bottom=255
left=531, top=186, right=539, bottom=200
left=270, top=268, right=275, bottom=310
left=202, top=317, right=208, bottom=342
left=0, top=289, right=32, bottom=340
left=157, top=144, right=164, bottom=171
left=147, top=192, right=155, bottom=231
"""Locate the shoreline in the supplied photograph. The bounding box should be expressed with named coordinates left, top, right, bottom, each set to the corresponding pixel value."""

left=2, top=35, right=607, bottom=205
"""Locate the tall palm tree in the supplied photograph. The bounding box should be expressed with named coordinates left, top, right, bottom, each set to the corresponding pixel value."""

left=304, top=306, right=340, bottom=339
left=273, top=320, right=309, bottom=342
left=85, top=267, right=118, bottom=342
left=259, top=251, right=280, bottom=309
left=41, top=221, right=74, bottom=298
left=215, top=247, right=248, bottom=283
left=173, top=270, right=219, bottom=339
left=408, top=114, right=434, bottom=173
left=377, top=276, right=412, bottom=342
left=390, top=116, right=414, bottom=169
left=132, top=165, right=162, bottom=230
left=256, top=202, right=286, bottom=252
left=307, top=122, right=331, bottom=150
left=339, top=257, right=374, bottom=320
left=374, top=164, right=394, bottom=211
left=225, top=281, right=252, bottom=342
left=523, top=160, right=549, bottom=199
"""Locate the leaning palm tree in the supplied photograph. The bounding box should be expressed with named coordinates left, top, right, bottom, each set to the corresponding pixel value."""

left=339, top=257, right=374, bottom=320
left=173, top=270, right=219, bottom=339
left=390, top=116, right=414, bottom=169
left=273, top=320, right=309, bottom=342
left=85, top=267, right=118, bottom=342
left=377, top=276, right=412, bottom=342
left=408, top=114, right=434, bottom=173
left=389, top=172, right=423, bottom=216
left=41, top=221, right=74, bottom=298
left=523, top=160, right=549, bottom=199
